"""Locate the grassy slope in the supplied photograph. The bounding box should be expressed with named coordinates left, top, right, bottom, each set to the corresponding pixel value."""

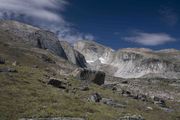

left=0, top=32, right=180, bottom=120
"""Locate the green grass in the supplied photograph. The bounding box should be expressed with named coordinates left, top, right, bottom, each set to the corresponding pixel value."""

left=0, top=34, right=180, bottom=120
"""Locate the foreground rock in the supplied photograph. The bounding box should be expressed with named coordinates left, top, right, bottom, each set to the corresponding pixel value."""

left=118, top=115, right=145, bottom=120
left=48, top=78, right=68, bottom=89
left=0, top=56, right=5, bottom=64
left=101, top=98, right=126, bottom=108
left=72, top=68, right=105, bottom=85
left=0, top=67, right=17, bottom=73
left=89, top=93, right=102, bottom=102
left=153, top=96, right=166, bottom=107
left=88, top=93, right=126, bottom=108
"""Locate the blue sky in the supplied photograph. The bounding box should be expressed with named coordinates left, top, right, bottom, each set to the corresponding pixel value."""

left=64, top=0, right=180, bottom=50
left=0, top=0, right=179, bottom=50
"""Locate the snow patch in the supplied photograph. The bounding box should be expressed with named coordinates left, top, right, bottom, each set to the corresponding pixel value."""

left=86, top=60, right=95, bottom=63
left=99, top=57, right=106, bottom=64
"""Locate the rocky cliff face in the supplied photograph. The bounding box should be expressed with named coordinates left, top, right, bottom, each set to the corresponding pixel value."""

left=60, top=41, right=87, bottom=68
left=0, top=20, right=87, bottom=68
left=74, top=41, right=180, bottom=79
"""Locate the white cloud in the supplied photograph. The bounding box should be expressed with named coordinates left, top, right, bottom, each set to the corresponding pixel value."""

left=0, top=0, right=66, bottom=22
left=0, top=0, right=94, bottom=43
left=159, top=6, right=179, bottom=26
left=123, top=31, right=176, bottom=46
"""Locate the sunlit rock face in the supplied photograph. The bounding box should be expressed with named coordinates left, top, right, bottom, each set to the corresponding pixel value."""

left=60, top=41, right=87, bottom=68
left=74, top=40, right=180, bottom=79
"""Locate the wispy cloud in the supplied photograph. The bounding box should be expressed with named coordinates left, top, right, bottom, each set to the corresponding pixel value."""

left=0, top=0, right=94, bottom=43
left=123, top=31, right=176, bottom=46
left=159, top=6, right=179, bottom=26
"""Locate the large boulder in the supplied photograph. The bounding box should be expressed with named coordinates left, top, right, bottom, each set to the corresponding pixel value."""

left=72, top=68, right=105, bottom=85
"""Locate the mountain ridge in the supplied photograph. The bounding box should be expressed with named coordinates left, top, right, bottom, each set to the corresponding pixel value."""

left=74, top=40, right=180, bottom=79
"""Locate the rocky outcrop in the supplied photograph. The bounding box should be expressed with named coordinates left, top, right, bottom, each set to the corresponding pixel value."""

left=0, top=20, right=88, bottom=68
left=60, top=41, right=87, bottom=68
left=72, top=68, right=105, bottom=85
left=74, top=40, right=180, bottom=79
left=30, top=30, right=67, bottom=59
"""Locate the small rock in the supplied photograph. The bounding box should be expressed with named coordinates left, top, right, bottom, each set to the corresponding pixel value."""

left=0, top=56, right=5, bottom=64
left=122, top=90, right=131, bottom=97
left=79, top=86, right=89, bottom=91
left=112, top=86, right=117, bottom=91
left=118, top=115, right=145, bottom=120
left=0, top=67, right=17, bottom=73
left=154, top=100, right=166, bottom=107
left=12, top=61, right=17, bottom=66
left=146, top=107, right=153, bottom=111
left=48, top=78, right=66, bottom=89
left=89, top=93, right=102, bottom=102
left=102, top=84, right=116, bottom=89
left=160, top=107, right=174, bottom=113
left=153, top=96, right=166, bottom=107
left=33, top=65, right=39, bottom=68
left=153, top=96, right=161, bottom=101
left=137, top=94, right=148, bottom=102
left=121, top=80, right=128, bottom=84
left=101, top=98, right=126, bottom=108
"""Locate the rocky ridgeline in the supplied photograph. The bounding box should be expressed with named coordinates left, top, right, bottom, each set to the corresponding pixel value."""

left=74, top=40, right=180, bottom=79
left=0, top=20, right=87, bottom=68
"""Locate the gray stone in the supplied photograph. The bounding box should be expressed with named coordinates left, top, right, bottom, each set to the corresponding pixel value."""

left=118, top=115, right=145, bottom=120
left=101, top=98, right=126, bottom=108
left=89, top=93, right=102, bottom=102
left=122, top=90, right=131, bottom=97
left=48, top=78, right=67, bottom=89
left=0, top=56, right=5, bottom=64
left=79, top=86, right=89, bottom=91
left=0, top=67, right=17, bottom=73
left=73, top=68, right=105, bottom=85
left=153, top=96, right=166, bottom=107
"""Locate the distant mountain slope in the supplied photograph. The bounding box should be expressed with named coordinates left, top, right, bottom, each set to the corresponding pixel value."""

left=74, top=40, right=180, bottom=79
